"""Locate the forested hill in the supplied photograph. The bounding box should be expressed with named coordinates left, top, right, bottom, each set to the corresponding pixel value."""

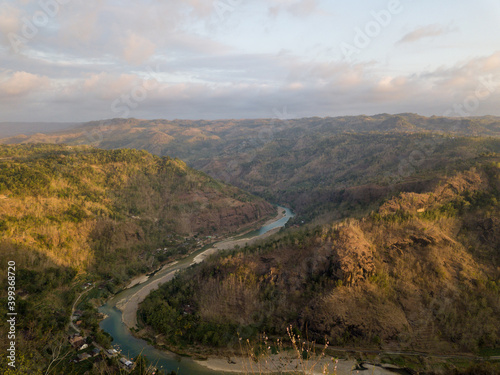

left=0, top=144, right=274, bottom=274
left=0, top=144, right=274, bottom=373
left=140, top=159, right=500, bottom=364
left=2, top=114, right=500, bottom=149
left=2, top=115, right=499, bottom=222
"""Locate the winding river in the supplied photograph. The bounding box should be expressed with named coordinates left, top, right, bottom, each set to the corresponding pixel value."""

left=99, top=207, right=295, bottom=375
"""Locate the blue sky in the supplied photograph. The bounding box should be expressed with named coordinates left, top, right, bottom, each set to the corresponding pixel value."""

left=0, top=0, right=499, bottom=122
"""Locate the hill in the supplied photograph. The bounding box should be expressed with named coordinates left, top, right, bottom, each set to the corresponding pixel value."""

left=139, top=159, right=500, bottom=371
left=0, top=122, right=81, bottom=138
left=0, top=144, right=274, bottom=372
left=2, top=114, right=499, bottom=222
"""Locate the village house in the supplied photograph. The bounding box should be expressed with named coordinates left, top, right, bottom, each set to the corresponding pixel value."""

left=76, top=353, right=91, bottom=362
left=68, top=334, right=88, bottom=350
left=119, top=357, right=133, bottom=368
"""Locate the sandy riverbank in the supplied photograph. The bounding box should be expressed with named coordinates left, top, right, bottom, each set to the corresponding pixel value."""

left=263, top=206, right=287, bottom=226
left=125, top=261, right=179, bottom=290
left=116, top=269, right=178, bottom=329
left=116, top=207, right=288, bottom=329
left=192, top=207, right=286, bottom=265
left=195, top=354, right=399, bottom=374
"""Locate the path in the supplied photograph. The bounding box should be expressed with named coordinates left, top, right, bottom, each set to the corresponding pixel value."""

left=68, top=284, right=94, bottom=333
left=115, top=206, right=287, bottom=329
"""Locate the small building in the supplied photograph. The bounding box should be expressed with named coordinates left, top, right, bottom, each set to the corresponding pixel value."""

left=76, top=353, right=91, bottom=362
left=92, top=348, right=101, bottom=357
left=69, top=335, right=85, bottom=349
left=119, top=357, right=133, bottom=368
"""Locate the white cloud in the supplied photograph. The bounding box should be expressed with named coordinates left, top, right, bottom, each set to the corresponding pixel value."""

left=0, top=70, right=50, bottom=97
left=122, top=33, right=156, bottom=66
left=397, top=24, right=456, bottom=44
left=0, top=4, right=22, bottom=36
left=0, top=2, right=498, bottom=122
left=269, top=0, right=319, bottom=18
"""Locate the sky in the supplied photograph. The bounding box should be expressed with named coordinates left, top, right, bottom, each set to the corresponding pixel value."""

left=0, top=0, right=499, bottom=122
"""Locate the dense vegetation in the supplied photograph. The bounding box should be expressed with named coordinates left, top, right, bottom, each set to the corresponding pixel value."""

left=0, top=144, right=273, bottom=373
left=140, top=161, right=500, bottom=372
left=0, top=144, right=273, bottom=273
left=1, top=115, right=500, bottom=374
left=4, top=114, right=500, bottom=221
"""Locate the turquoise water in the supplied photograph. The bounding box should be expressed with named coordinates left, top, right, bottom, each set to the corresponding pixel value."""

left=99, top=207, right=294, bottom=374
left=233, top=207, right=294, bottom=239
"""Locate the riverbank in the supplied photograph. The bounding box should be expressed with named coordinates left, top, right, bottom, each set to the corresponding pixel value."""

left=116, top=268, right=179, bottom=329
left=100, top=206, right=301, bottom=374
left=125, top=261, right=179, bottom=290
left=194, top=354, right=399, bottom=374
left=116, top=206, right=287, bottom=330
left=192, top=207, right=286, bottom=265
left=123, top=208, right=284, bottom=291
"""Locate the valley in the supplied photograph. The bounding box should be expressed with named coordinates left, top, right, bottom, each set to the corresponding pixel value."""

left=0, top=115, right=499, bottom=374
left=3, top=2, right=500, bottom=374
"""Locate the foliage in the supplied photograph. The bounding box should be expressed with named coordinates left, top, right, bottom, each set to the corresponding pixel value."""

left=4, top=115, right=499, bottom=222
left=0, top=144, right=273, bottom=374
left=140, top=162, right=500, bottom=355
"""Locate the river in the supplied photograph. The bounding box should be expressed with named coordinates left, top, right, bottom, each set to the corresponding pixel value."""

left=99, top=207, right=295, bottom=375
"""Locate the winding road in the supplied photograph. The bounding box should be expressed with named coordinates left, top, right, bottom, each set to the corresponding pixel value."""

left=114, top=207, right=290, bottom=330
left=98, top=206, right=296, bottom=374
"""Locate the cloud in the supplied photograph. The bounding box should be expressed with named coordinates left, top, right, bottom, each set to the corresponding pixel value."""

left=420, top=51, right=500, bottom=92
left=122, top=33, right=156, bottom=66
left=80, top=72, right=141, bottom=99
left=397, top=24, right=456, bottom=44
left=269, top=0, right=319, bottom=18
left=0, top=4, right=22, bottom=36
left=2, top=51, right=500, bottom=121
left=0, top=2, right=498, bottom=122
left=0, top=71, right=50, bottom=97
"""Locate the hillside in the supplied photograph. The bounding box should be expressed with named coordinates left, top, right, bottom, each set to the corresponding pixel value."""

left=2, top=115, right=499, bottom=222
left=139, top=160, right=500, bottom=371
left=0, top=144, right=273, bottom=272
left=0, top=144, right=274, bottom=372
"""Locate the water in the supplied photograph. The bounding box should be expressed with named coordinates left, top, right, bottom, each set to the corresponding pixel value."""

left=99, top=206, right=294, bottom=375
left=233, top=207, right=294, bottom=239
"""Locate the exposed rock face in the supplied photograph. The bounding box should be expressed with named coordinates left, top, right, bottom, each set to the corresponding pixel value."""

left=330, top=224, right=375, bottom=287
left=379, top=169, right=487, bottom=215
left=317, top=285, right=410, bottom=341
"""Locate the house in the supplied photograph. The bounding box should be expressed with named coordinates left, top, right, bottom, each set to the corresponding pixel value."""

left=69, top=335, right=85, bottom=349
left=119, top=357, right=133, bottom=368
left=92, top=348, right=101, bottom=357
left=76, top=353, right=91, bottom=362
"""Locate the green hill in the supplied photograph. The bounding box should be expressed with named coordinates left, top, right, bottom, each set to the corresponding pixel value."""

left=2, top=115, right=499, bottom=222
left=0, top=144, right=274, bottom=372
left=139, top=159, right=500, bottom=366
